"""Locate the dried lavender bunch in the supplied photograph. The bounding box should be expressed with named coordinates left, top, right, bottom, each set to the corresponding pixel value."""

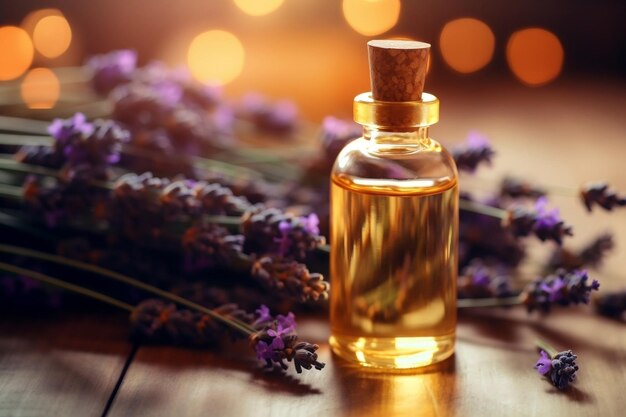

left=505, top=197, right=573, bottom=245
left=251, top=305, right=325, bottom=373
left=86, top=49, right=137, bottom=96
left=241, top=207, right=325, bottom=260
left=238, top=93, right=298, bottom=134
left=522, top=269, right=599, bottom=313
left=452, top=131, right=495, bottom=173
left=535, top=349, right=579, bottom=390
left=500, top=177, right=546, bottom=200
left=457, top=259, right=513, bottom=299
left=251, top=256, right=329, bottom=302
left=549, top=233, right=614, bottom=270
left=580, top=182, right=626, bottom=212
left=595, top=290, right=626, bottom=318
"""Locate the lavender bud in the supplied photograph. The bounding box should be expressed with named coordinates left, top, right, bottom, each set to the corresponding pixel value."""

left=580, top=182, right=626, bottom=212
left=452, top=131, right=495, bottom=173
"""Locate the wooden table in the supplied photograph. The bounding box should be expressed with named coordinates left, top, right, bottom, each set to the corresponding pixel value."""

left=1, top=79, right=625, bottom=416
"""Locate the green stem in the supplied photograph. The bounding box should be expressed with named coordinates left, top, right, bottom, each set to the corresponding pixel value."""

left=535, top=338, right=558, bottom=357
left=456, top=295, right=523, bottom=308
left=0, top=158, right=112, bottom=189
left=459, top=198, right=509, bottom=219
left=0, top=261, right=134, bottom=312
left=0, top=244, right=255, bottom=335
left=0, top=183, right=22, bottom=199
left=0, top=116, right=49, bottom=135
left=0, top=133, right=52, bottom=146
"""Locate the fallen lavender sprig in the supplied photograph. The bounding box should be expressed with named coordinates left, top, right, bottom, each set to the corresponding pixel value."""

left=534, top=340, right=579, bottom=390
left=251, top=305, right=325, bottom=373
left=251, top=256, right=329, bottom=302
left=580, top=182, right=626, bottom=212
left=505, top=197, right=573, bottom=245
left=452, top=131, right=495, bottom=173
left=522, top=269, right=599, bottom=313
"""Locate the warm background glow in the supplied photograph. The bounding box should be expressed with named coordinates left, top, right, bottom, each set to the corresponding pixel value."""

left=0, top=26, right=34, bottom=80
left=342, top=0, right=401, bottom=36
left=33, top=15, right=72, bottom=58
left=439, top=18, right=495, bottom=74
left=187, top=30, right=245, bottom=85
left=234, top=0, right=285, bottom=16
left=506, top=28, right=564, bottom=86
left=20, top=67, right=61, bottom=109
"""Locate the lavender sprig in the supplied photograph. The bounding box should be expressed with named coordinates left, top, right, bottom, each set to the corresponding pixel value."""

left=251, top=256, right=330, bottom=302
left=522, top=269, right=599, bottom=313
left=241, top=207, right=325, bottom=260
left=452, top=131, right=495, bottom=173
left=457, top=259, right=513, bottom=299
left=251, top=305, right=325, bottom=373
left=86, top=49, right=137, bottom=96
left=506, top=197, right=573, bottom=244
left=580, top=182, right=626, bottom=212
left=534, top=339, right=579, bottom=390
left=549, top=233, right=614, bottom=270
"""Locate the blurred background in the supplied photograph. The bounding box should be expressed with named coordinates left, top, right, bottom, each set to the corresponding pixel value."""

left=1, top=0, right=624, bottom=119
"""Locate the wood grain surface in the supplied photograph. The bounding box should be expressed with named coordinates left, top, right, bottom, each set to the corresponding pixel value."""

left=1, top=79, right=626, bottom=417
left=0, top=312, right=132, bottom=417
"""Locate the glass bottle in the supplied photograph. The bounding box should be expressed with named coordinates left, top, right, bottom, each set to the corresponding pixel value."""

left=329, top=40, right=458, bottom=369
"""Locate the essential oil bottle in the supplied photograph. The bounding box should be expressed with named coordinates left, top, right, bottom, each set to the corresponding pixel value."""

left=329, top=40, right=458, bottom=369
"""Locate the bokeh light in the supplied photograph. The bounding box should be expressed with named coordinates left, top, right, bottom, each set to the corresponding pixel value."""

left=187, top=30, right=245, bottom=85
left=33, top=15, right=72, bottom=58
left=342, top=0, right=401, bottom=36
left=0, top=26, right=34, bottom=81
left=506, top=28, right=564, bottom=86
left=20, top=67, right=61, bottom=109
left=21, top=8, right=63, bottom=35
left=234, top=0, right=284, bottom=16
left=439, top=18, right=495, bottom=73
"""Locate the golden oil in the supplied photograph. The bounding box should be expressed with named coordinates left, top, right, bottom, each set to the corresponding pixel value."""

left=329, top=40, right=458, bottom=369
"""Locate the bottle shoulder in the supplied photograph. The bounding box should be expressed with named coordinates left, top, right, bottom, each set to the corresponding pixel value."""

left=331, top=137, right=458, bottom=196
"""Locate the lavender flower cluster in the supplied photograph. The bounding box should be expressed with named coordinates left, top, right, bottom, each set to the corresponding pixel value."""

left=506, top=197, right=573, bottom=245
left=535, top=349, right=579, bottom=390
left=251, top=305, right=325, bottom=373
left=522, top=269, right=600, bottom=313
left=86, top=50, right=298, bottom=171
left=457, top=260, right=513, bottom=299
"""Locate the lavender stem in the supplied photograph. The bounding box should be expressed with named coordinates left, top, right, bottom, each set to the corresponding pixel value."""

left=0, top=261, right=134, bottom=312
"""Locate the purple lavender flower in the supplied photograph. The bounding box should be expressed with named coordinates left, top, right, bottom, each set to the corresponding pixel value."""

left=457, top=260, right=513, bottom=299
left=580, top=182, right=626, bottom=212
left=452, top=131, right=495, bottom=173
left=181, top=223, right=244, bottom=272
left=535, top=350, right=579, bottom=390
left=250, top=306, right=325, bottom=373
left=48, top=113, right=94, bottom=149
left=506, top=197, right=573, bottom=245
left=522, top=269, right=600, bottom=313
left=86, top=50, right=137, bottom=96
left=238, top=93, right=299, bottom=134
left=242, top=207, right=325, bottom=261
left=251, top=256, right=329, bottom=302
left=534, top=350, right=552, bottom=376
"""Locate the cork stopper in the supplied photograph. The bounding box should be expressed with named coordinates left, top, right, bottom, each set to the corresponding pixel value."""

left=368, top=40, right=430, bottom=102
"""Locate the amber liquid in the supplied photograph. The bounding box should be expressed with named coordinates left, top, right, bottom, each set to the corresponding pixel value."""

left=330, top=174, right=458, bottom=369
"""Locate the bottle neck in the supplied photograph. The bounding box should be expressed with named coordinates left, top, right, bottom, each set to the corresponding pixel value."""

left=363, top=126, right=431, bottom=146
